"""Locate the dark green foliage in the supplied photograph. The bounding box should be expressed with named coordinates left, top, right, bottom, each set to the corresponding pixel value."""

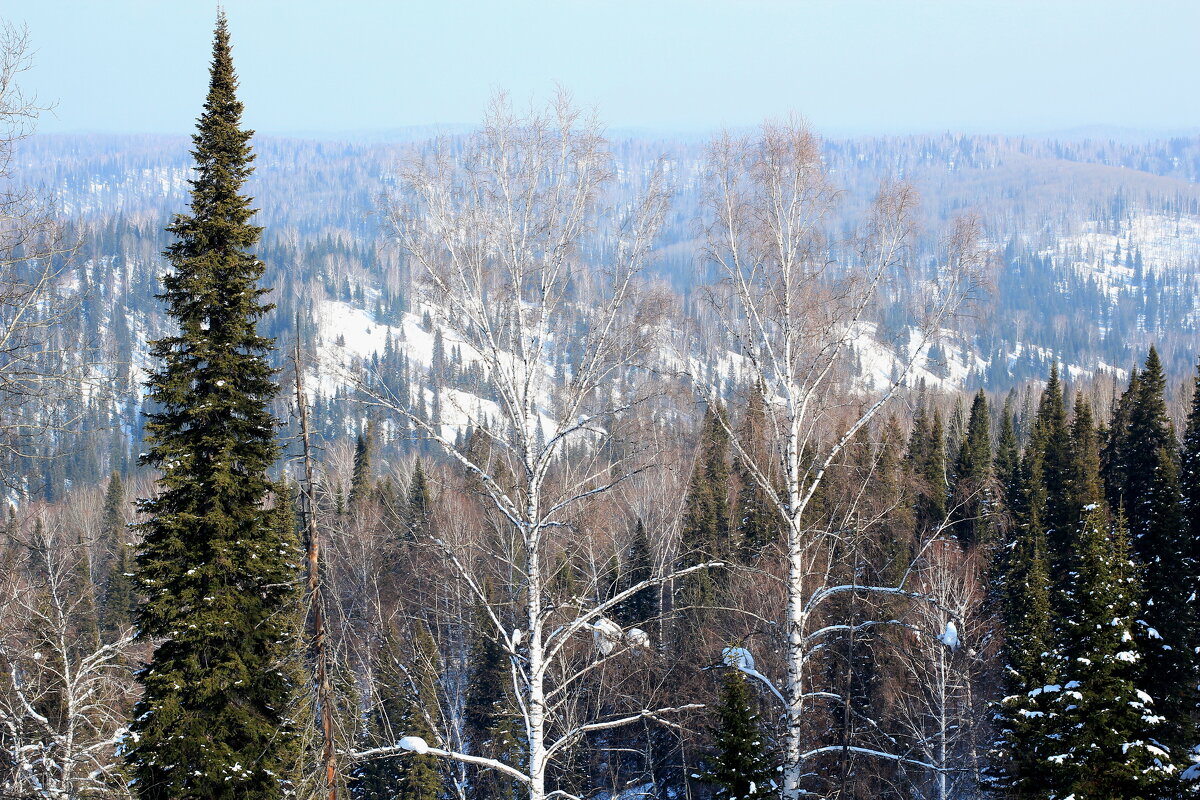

left=464, top=599, right=523, bottom=800
left=350, top=623, right=443, bottom=800
left=614, top=518, right=658, bottom=628
left=908, top=403, right=947, bottom=532
left=734, top=381, right=778, bottom=559
left=1029, top=366, right=1073, bottom=589
left=1182, top=359, right=1200, bottom=577
left=677, top=405, right=732, bottom=623
left=349, top=423, right=375, bottom=508
left=99, top=471, right=134, bottom=635
left=949, top=389, right=992, bottom=547
left=126, top=16, right=299, bottom=799
left=989, top=500, right=1062, bottom=796
left=1055, top=507, right=1170, bottom=798
left=1104, top=348, right=1197, bottom=760
left=706, top=669, right=775, bottom=800
left=405, top=459, right=433, bottom=542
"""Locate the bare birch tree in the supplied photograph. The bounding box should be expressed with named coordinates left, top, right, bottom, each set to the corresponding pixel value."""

left=0, top=22, right=80, bottom=489
left=0, top=507, right=137, bottom=799
left=356, top=92, right=714, bottom=800
left=700, top=119, right=985, bottom=799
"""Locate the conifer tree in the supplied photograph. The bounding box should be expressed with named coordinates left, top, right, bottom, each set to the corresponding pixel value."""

left=464, top=597, right=524, bottom=800
left=405, top=459, right=433, bottom=542
left=349, top=423, right=375, bottom=508
left=678, top=405, right=732, bottom=623
left=99, top=471, right=134, bottom=635
left=908, top=404, right=947, bottom=532
left=706, top=669, right=775, bottom=800
left=1108, top=348, right=1196, bottom=763
left=989, top=470, right=1063, bottom=796
left=126, top=16, right=299, bottom=798
left=1056, top=503, right=1169, bottom=798
left=614, top=518, right=657, bottom=628
left=994, top=397, right=1022, bottom=511
left=734, top=381, right=777, bottom=559
left=949, top=389, right=992, bottom=546
left=1182, top=359, right=1200, bottom=570
left=1029, top=365, right=1072, bottom=589
left=351, top=623, right=443, bottom=800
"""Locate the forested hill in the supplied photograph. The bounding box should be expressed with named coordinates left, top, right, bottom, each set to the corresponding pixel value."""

left=13, top=129, right=1200, bottom=499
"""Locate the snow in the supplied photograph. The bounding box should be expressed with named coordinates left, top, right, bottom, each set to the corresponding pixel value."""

left=935, top=620, right=959, bottom=650
left=722, top=646, right=755, bottom=672
left=397, top=736, right=430, bottom=754
left=625, top=627, right=650, bottom=650
left=592, top=617, right=624, bottom=656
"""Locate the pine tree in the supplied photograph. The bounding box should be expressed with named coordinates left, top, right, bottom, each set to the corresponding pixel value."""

left=126, top=16, right=299, bottom=798
left=706, top=669, right=775, bottom=800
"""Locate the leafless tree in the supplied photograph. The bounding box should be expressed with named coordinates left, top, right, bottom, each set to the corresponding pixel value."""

left=0, top=22, right=80, bottom=490
left=0, top=506, right=137, bottom=799
left=356, top=92, right=716, bottom=800
left=700, top=119, right=986, bottom=799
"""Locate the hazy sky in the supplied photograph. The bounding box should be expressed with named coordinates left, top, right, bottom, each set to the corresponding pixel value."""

left=6, top=0, right=1200, bottom=137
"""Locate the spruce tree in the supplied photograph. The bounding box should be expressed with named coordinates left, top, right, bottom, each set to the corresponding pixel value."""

left=1056, top=504, right=1170, bottom=798
left=1111, top=348, right=1196, bottom=764
left=706, top=669, right=775, bottom=800
left=908, top=403, right=947, bottom=532
left=614, top=518, right=657, bottom=628
left=349, top=423, right=375, bottom=508
left=351, top=623, right=443, bottom=800
left=405, top=459, right=433, bottom=542
left=127, top=15, right=299, bottom=799
left=734, top=380, right=778, bottom=559
left=989, top=452, right=1064, bottom=797
left=99, top=471, right=135, bottom=636
left=1030, top=365, right=1073, bottom=589
left=949, top=389, right=992, bottom=547
left=677, top=405, right=732, bottom=625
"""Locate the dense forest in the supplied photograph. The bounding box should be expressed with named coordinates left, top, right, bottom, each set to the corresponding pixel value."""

left=5, top=14, right=1200, bottom=800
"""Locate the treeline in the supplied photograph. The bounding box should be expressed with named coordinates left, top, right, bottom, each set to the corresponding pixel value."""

left=8, top=347, right=1200, bottom=799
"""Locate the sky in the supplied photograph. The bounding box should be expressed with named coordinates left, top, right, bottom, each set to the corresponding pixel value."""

left=5, top=0, right=1200, bottom=138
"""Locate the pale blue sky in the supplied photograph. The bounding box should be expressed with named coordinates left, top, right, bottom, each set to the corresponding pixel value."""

left=5, top=0, right=1199, bottom=137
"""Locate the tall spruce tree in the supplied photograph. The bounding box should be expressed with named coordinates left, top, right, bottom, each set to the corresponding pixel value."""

left=908, top=403, right=948, bottom=532
left=1056, top=502, right=1169, bottom=797
left=734, top=380, right=778, bottom=560
left=127, top=16, right=299, bottom=799
left=989, top=374, right=1066, bottom=796
left=1030, top=365, right=1073, bottom=590
left=1108, top=348, right=1197, bottom=768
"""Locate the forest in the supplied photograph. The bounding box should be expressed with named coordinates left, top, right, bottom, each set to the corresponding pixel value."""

left=4, top=13, right=1200, bottom=800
